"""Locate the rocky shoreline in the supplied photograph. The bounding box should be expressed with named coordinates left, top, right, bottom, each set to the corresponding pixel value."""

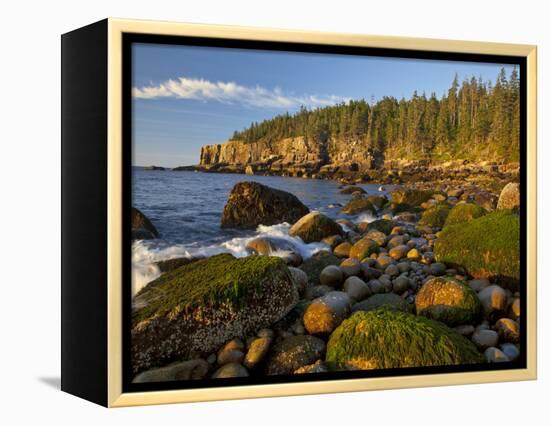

left=130, top=179, right=521, bottom=383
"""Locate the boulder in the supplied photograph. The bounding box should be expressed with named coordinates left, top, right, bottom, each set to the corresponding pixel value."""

left=419, top=204, right=451, bottom=228
left=444, top=203, right=487, bottom=227
left=221, top=181, right=309, bottom=229
left=289, top=212, right=343, bottom=243
left=367, top=219, right=396, bottom=235
left=288, top=267, right=309, bottom=295
left=365, top=230, right=386, bottom=246
left=266, top=335, right=326, bottom=375
left=246, top=237, right=302, bottom=266
left=131, top=207, right=159, bottom=240
left=434, top=211, right=520, bottom=289
left=497, top=182, right=520, bottom=211
left=341, top=196, right=376, bottom=215
left=351, top=293, right=410, bottom=313
left=416, top=277, right=480, bottom=326
left=339, top=258, right=361, bottom=277
left=349, top=237, right=380, bottom=260
left=155, top=256, right=202, bottom=273
left=303, top=291, right=352, bottom=335
left=471, top=329, right=499, bottom=350
left=388, top=244, right=409, bottom=260
left=299, top=251, right=340, bottom=286
left=131, top=254, right=298, bottom=374
left=326, top=309, right=483, bottom=370
left=132, top=359, right=209, bottom=383
left=366, top=195, right=388, bottom=209
left=391, top=188, right=433, bottom=206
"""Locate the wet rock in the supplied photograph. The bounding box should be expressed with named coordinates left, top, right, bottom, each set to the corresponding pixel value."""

left=468, top=278, right=491, bottom=292
left=131, top=207, right=159, bottom=240
left=430, top=262, right=447, bottom=276
left=288, top=267, right=309, bottom=295
left=294, top=360, right=329, bottom=374
left=499, top=343, right=520, bottom=361
left=392, top=275, right=410, bottom=294
left=352, top=293, right=411, bottom=313
left=299, top=251, right=340, bottom=286
left=289, top=212, right=343, bottom=243
left=389, top=244, right=409, bottom=260
left=375, top=255, right=394, bottom=270
left=322, top=234, right=344, bottom=249
left=509, top=298, right=520, bottom=320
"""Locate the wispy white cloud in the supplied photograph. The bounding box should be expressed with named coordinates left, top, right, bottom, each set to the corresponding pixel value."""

left=132, top=76, right=349, bottom=109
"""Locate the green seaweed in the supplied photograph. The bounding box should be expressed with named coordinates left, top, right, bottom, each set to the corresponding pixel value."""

left=326, top=308, right=483, bottom=370
left=133, top=253, right=289, bottom=322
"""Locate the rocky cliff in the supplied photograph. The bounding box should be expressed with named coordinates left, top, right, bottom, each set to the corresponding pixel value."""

left=199, top=137, right=383, bottom=178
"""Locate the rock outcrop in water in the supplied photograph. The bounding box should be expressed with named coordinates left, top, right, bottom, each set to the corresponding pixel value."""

left=221, top=181, right=310, bottom=229
left=131, top=207, right=159, bottom=240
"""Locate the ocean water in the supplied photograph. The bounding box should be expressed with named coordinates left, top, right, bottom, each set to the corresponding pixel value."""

left=132, top=169, right=392, bottom=295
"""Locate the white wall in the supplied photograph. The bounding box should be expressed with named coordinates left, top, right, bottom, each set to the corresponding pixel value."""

left=0, top=0, right=546, bottom=424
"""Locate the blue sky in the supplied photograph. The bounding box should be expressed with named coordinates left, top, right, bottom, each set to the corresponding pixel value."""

left=132, top=43, right=514, bottom=167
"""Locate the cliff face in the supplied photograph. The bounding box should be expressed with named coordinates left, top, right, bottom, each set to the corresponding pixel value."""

left=199, top=137, right=383, bottom=176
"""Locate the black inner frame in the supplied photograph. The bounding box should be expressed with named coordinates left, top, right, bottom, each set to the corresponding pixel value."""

left=122, top=33, right=528, bottom=394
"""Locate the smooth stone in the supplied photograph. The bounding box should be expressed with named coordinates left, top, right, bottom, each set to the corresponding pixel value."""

left=217, top=349, right=245, bottom=366
left=472, top=329, right=499, bottom=350
left=389, top=244, right=409, bottom=260
left=375, top=255, right=394, bottom=270
left=322, top=234, right=344, bottom=249
left=211, top=363, right=249, bottom=378
left=343, top=276, right=371, bottom=301
left=361, top=265, right=382, bottom=280
left=469, top=278, right=491, bottom=292
left=509, top=298, right=520, bottom=320
left=392, top=275, right=410, bottom=294
left=244, top=336, right=272, bottom=369
left=303, top=291, right=352, bottom=335
left=495, top=318, right=520, bottom=343
left=478, top=285, right=508, bottom=320
left=407, top=248, right=421, bottom=261
left=397, top=262, right=411, bottom=273
left=333, top=242, right=352, bottom=258
left=304, top=284, right=332, bottom=300
left=340, top=258, right=361, bottom=278
left=454, top=325, right=475, bottom=337
left=484, top=347, right=511, bottom=363
left=430, top=262, right=447, bottom=276
left=365, top=230, right=386, bottom=246
left=319, top=265, right=344, bottom=288
left=499, top=343, right=520, bottom=361
left=385, top=264, right=400, bottom=277
left=368, top=279, right=384, bottom=294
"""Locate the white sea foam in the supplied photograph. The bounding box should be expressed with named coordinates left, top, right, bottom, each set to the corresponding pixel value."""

left=131, top=222, right=329, bottom=296
left=356, top=211, right=377, bottom=223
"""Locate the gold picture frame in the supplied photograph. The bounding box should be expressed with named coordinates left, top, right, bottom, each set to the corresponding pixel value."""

left=61, top=18, right=537, bottom=407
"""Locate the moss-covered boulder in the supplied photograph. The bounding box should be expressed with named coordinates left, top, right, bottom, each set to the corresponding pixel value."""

left=349, top=237, right=380, bottom=260
left=132, top=207, right=159, bottom=240
left=299, top=251, right=340, bottom=286
left=155, top=257, right=203, bottom=273
left=391, top=188, right=433, bottom=206
left=221, top=181, right=309, bottom=229
left=266, top=335, right=326, bottom=375
left=351, top=293, right=411, bottom=314
left=416, top=277, right=480, bottom=326
left=131, top=254, right=298, bottom=374
left=326, top=309, right=483, bottom=370
left=289, top=212, right=343, bottom=243
left=367, top=219, right=396, bottom=235
left=419, top=204, right=451, bottom=228
left=434, top=211, right=520, bottom=289
left=341, top=196, right=376, bottom=215
left=444, top=203, right=487, bottom=227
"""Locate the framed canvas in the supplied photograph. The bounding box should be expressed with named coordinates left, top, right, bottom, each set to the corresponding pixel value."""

left=61, top=18, right=537, bottom=407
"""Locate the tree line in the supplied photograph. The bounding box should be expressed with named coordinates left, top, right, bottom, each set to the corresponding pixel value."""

left=230, top=67, right=520, bottom=162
